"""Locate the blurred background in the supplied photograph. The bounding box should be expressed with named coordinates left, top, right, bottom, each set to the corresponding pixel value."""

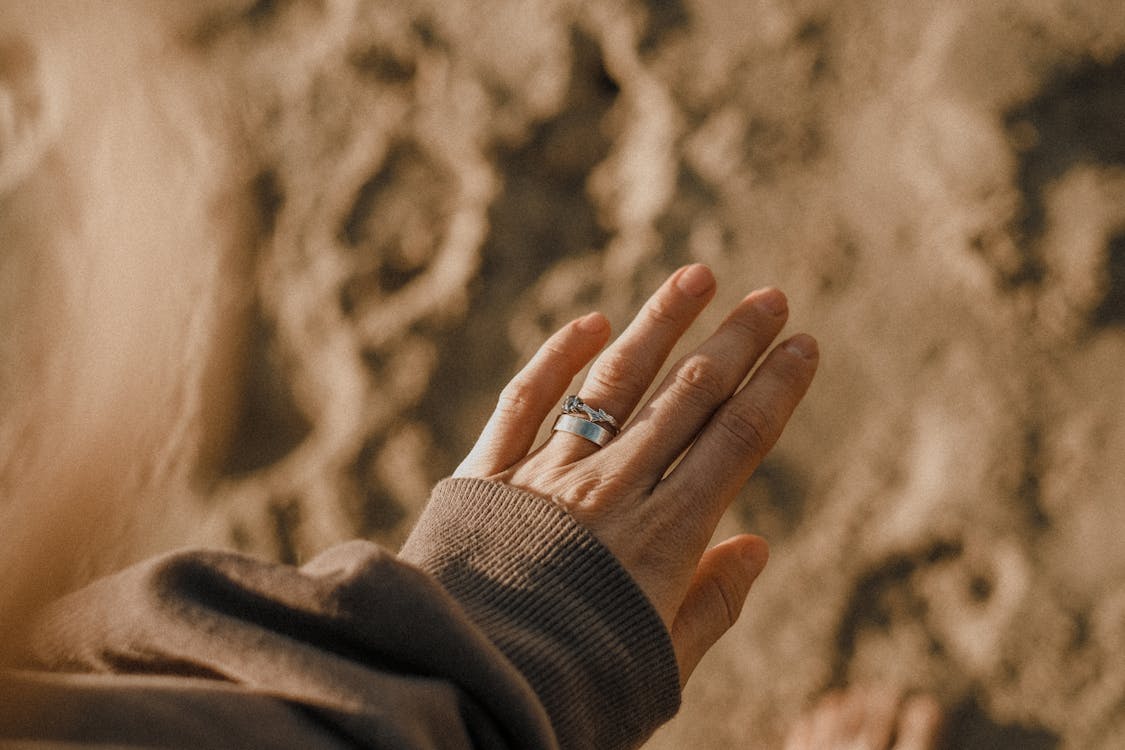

left=3, top=0, right=1125, bottom=747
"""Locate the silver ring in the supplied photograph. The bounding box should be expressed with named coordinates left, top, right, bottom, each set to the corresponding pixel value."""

left=561, top=395, right=619, bottom=432
left=553, top=414, right=615, bottom=447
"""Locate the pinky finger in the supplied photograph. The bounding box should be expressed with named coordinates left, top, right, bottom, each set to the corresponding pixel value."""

left=454, top=312, right=611, bottom=478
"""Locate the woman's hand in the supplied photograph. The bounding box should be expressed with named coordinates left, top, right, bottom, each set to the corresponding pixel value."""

left=455, top=264, right=818, bottom=685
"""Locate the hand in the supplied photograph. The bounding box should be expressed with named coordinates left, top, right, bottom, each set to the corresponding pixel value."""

left=455, top=264, right=818, bottom=685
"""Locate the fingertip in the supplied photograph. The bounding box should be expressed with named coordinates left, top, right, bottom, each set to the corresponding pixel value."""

left=675, top=263, right=716, bottom=297
left=747, top=286, right=788, bottom=317
left=576, top=311, right=610, bottom=335
left=735, top=534, right=770, bottom=579
left=783, top=333, right=819, bottom=361
left=897, top=694, right=945, bottom=747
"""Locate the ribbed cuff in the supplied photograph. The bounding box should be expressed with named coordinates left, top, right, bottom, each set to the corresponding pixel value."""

left=400, top=478, right=681, bottom=750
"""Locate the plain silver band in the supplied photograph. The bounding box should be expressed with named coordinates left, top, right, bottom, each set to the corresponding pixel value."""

left=552, top=414, right=614, bottom=447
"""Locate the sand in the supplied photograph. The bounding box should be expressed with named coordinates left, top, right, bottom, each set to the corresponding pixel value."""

left=3, top=0, right=1125, bottom=747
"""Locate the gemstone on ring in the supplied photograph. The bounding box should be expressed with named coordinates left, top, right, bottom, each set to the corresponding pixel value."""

left=561, top=395, right=619, bottom=433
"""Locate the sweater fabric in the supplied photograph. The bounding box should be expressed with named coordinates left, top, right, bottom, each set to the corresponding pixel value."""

left=0, top=478, right=681, bottom=749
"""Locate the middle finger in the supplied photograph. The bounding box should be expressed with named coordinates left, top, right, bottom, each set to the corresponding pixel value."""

left=608, top=286, right=789, bottom=479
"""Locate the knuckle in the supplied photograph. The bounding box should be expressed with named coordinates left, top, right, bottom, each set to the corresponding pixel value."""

left=707, top=567, right=744, bottom=630
left=538, top=339, right=570, bottom=362
left=496, top=379, right=536, bottom=416
left=724, top=308, right=768, bottom=340
left=643, top=295, right=679, bottom=328
left=590, top=351, right=648, bottom=398
left=557, top=473, right=634, bottom=519
left=671, top=355, right=728, bottom=408
left=715, top=401, right=777, bottom=459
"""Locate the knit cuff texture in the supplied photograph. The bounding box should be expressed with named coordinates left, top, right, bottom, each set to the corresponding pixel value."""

left=399, top=477, right=681, bottom=750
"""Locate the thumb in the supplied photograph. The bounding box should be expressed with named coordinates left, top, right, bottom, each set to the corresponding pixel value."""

left=669, top=534, right=769, bottom=687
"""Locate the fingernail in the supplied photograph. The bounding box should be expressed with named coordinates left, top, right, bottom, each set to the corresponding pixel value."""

left=784, top=334, right=819, bottom=360
left=676, top=264, right=715, bottom=297
left=750, top=287, right=787, bottom=316
left=577, top=312, right=609, bottom=333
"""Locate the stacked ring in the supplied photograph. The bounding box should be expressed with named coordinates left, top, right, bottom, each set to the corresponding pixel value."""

left=552, top=395, right=620, bottom=448
left=562, top=395, right=620, bottom=431
left=553, top=414, right=615, bottom=447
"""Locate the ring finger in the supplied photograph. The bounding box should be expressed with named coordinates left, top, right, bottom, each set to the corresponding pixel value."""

left=548, top=264, right=716, bottom=458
